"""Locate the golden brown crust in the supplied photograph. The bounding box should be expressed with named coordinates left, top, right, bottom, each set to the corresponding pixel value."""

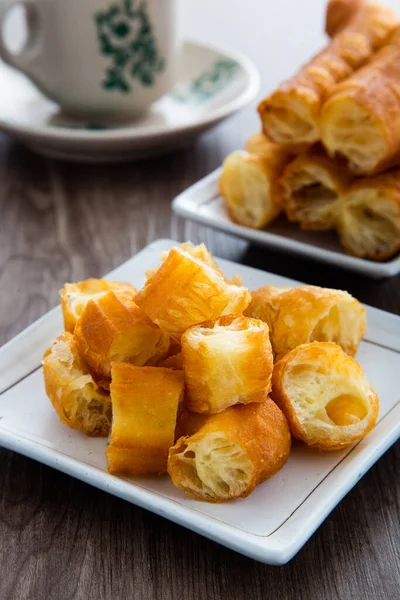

left=219, top=133, right=293, bottom=230
left=336, top=169, right=400, bottom=260
left=219, top=147, right=290, bottom=229
left=280, top=145, right=353, bottom=230
left=320, top=34, right=400, bottom=175
left=135, top=247, right=251, bottom=341
left=174, top=408, right=207, bottom=441
left=325, top=0, right=364, bottom=37
left=244, top=285, right=292, bottom=333
left=146, top=242, right=243, bottom=287
left=60, top=279, right=137, bottom=333
left=74, top=289, right=170, bottom=379
left=244, top=133, right=291, bottom=162
left=42, top=332, right=111, bottom=436
left=271, top=342, right=379, bottom=450
left=178, top=242, right=243, bottom=286
left=168, top=398, right=291, bottom=502
left=258, top=2, right=398, bottom=149
left=177, top=242, right=223, bottom=274
left=245, top=134, right=294, bottom=173
left=181, top=315, right=273, bottom=414
left=245, top=285, right=366, bottom=360
left=106, top=363, right=184, bottom=475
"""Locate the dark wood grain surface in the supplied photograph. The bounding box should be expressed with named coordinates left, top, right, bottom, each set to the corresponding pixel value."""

left=1, top=0, right=400, bottom=595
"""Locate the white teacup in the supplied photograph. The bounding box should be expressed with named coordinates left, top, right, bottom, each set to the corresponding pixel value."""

left=0, top=0, right=180, bottom=122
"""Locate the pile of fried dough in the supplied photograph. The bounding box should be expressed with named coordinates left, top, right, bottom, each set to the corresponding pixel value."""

left=43, top=242, right=379, bottom=503
left=220, top=0, right=400, bottom=261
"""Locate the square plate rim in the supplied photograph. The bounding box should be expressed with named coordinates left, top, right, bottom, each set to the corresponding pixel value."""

left=0, top=238, right=399, bottom=565
left=172, top=169, right=400, bottom=278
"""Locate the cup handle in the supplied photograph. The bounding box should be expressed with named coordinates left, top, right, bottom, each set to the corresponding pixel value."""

left=0, top=0, right=46, bottom=90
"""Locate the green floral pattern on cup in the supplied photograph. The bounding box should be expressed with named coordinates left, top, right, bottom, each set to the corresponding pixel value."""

left=95, top=0, right=165, bottom=93
left=171, top=60, right=239, bottom=103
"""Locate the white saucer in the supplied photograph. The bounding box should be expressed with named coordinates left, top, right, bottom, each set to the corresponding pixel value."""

left=0, top=39, right=259, bottom=163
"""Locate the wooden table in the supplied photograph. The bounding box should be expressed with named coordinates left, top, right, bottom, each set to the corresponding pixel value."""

left=0, top=1, right=399, bottom=598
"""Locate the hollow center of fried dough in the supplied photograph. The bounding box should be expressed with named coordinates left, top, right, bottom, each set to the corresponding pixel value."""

left=198, top=317, right=253, bottom=336
left=264, top=98, right=316, bottom=144
left=340, top=191, right=400, bottom=259
left=325, top=394, right=368, bottom=426
left=284, top=164, right=341, bottom=228
left=322, top=99, right=387, bottom=173
left=292, top=182, right=338, bottom=225
left=174, top=433, right=253, bottom=501
left=294, top=182, right=337, bottom=204
left=49, top=339, right=111, bottom=435
left=285, top=363, right=370, bottom=430
left=72, top=389, right=111, bottom=435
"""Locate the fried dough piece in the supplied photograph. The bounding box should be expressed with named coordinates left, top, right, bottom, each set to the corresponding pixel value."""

left=145, top=242, right=243, bottom=286
left=280, top=145, right=353, bottom=230
left=42, top=332, right=111, bottom=436
left=337, top=169, right=400, bottom=259
left=182, top=315, right=273, bottom=414
left=60, top=279, right=137, bottom=333
left=245, top=285, right=366, bottom=360
left=244, top=132, right=286, bottom=157
left=219, top=138, right=292, bottom=229
left=135, top=247, right=251, bottom=341
left=326, top=0, right=364, bottom=37
left=107, top=363, right=184, bottom=475
left=271, top=342, right=379, bottom=450
left=74, top=289, right=170, bottom=378
left=168, top=398, right=291, bottom=502
left=258, top=2, right=398, bottom=148
left=320, top=31, right=400, bottom=174
left=244, top=285, right=292, bottom=331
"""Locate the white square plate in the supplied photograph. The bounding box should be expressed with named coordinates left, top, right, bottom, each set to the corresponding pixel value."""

left=172, top=169, right=400, bottom=279
left=0, top=239, right=399, bottom=565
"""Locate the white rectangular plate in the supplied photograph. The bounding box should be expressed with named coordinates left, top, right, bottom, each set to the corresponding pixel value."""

left=0, top=239, right=399, bottom=565
left=172, top=169, right=400, bottom=279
